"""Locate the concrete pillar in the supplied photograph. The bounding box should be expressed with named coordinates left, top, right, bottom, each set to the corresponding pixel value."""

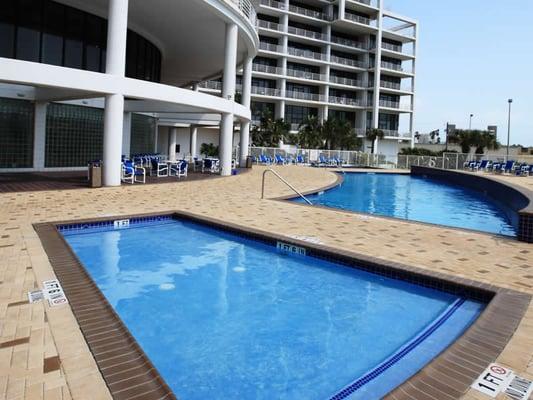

left=220, top=113, right=234, bottom=175
left=240, top=55, right=253, bottom=167
left=169, top=127, right=177, bottom=161
left=103, top=0, right=128, bottom=186
left=190, top=125, right=198, bottom=158
left=220, top=23, right=238, bottom=176
left=103, top=94, right=125, bottom=186
left=338, top=0, right=346, bottom=19
left=122, top=112, right=132, bottom=157
left=371, top=6, right=384, bottom=154
left=33, top=102, right=47, bottom=169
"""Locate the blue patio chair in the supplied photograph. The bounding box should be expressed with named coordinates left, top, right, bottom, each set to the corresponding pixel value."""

left=296, top=155, right=305, bottom=165
left=473, top=160, right=488, bottom=172
left=275, top=154, right=286, bottom=165
left=121, top=161, right=146, bottom=184
left=151, top=158, right=169, bottom=177
left=501, top=160, right=515, bottom=174
left=171, top=160, right=188, bottom=178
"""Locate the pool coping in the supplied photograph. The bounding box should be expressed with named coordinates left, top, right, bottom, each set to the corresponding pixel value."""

left=274, top=169, right=525, bottom=242
left=33, top=211, right=531, bottom=400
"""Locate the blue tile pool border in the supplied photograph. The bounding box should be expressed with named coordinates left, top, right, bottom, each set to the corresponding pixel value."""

left=33, top=210, right=531, bottom=400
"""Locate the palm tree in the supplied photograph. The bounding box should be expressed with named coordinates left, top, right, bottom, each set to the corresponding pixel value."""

left=448, top=129, right=500, bottom=154
left=365, top=128, right=384, bottom=154
left=337, top=120, right=362, bottom=150
left=251, top=110, right=291, bottom=147
left=476, top=131, right=500, bottom=154
left=297, top=115, right=323, bottom=149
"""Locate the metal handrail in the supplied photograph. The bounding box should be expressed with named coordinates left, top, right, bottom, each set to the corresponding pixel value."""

left=261, top=169, right=312, bottom=205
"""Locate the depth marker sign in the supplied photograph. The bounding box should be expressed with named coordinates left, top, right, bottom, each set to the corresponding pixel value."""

left=471, top=363, right=533, bottom=400
left=42, top=279, right=69, bottom=307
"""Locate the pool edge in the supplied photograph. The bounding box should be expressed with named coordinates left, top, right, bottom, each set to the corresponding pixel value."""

left=33, top=211, right=531, bottom=400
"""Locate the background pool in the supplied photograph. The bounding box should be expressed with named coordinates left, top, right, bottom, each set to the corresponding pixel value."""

left=64, top=220, right=483, bottom=399
left=294, top=173, right=516, bottom=236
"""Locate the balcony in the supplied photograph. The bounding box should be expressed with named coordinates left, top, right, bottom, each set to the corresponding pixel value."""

left=379, top=100, right=412, bottom=110
left=227, top=0, right=257, bottom=25
left=251, top=87, right=281, bottom=96
left=330, top=55, right=367, bottom=69
left=286, top=69, right=326, bottom=82
left=259, top=0, right=285, bottom=10
left=257, top=20, right=281, bottom=31
left=287, top=26, right=327, bottom=41
left=329, top=96, right=363, bottom=107
left=344, top=12, right=371, bottom=26
left=380, top=61, right=411, bottom=73
left=199, top=80, right=222, bottom=90
left=381, top=42, right=402, bottom=53
left=380, top=81, right=401, bottom=90
left=287, top=3, right=326, bottom=20
left=252, top=64, right=283, bottom=75
left=287, top=47, right=328, bottom=61
left=329, top=76, right=364, bottom=87
left=285, top=91, right=324, bottom=102
left=259, top=42, right=284, bottom=53
left=330, top=36, right=367, bottom=51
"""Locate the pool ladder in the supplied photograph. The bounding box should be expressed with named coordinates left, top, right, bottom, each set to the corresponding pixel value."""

left=261, top=169, right=313, bottom=205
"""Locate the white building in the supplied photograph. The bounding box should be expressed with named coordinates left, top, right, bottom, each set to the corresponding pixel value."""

left=201, top=0, right=418, bottom=159
left=0, top=0, right=258, bottom=185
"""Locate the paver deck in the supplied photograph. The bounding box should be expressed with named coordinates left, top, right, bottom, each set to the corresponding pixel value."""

left=0, top=166, right=531, bottom=400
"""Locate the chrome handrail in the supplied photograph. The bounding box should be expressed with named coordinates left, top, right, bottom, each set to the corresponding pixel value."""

left=261, top=169, right=312, bottom=205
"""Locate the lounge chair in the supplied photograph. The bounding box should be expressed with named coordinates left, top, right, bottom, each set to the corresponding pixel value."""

left=202, top=158, right=220, bottom=173
left=501, top=160, right=515, bottom=174
left=259, top=154, right=272, bottom=165
left=473, top=160, right=489, bottom=172
left=295, top=155, right=305, bottom=165
left=121, top=161, right=146, bottom=184
left=489, top=162, right=501, bottom=173
left=520, top=164, right=533, bottom=176
left=275, top=154, right=286, bottom=165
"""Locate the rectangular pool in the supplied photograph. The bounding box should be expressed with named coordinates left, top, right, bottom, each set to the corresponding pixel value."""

left=61, top=217, right=484, bottom=399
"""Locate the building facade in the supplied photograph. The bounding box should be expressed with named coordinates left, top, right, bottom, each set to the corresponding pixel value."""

left=0, top=0, right=259, bottom=184
left=203, top=0, right=417, bottom=158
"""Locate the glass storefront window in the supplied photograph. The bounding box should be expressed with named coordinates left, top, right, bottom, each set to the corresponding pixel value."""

left=130, top=114, right=156, bottom=155
left=0, top=98, right=34, bottom=168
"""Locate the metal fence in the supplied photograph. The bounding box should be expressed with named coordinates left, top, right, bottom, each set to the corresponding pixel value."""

left=397, top=153, right=533, bottom=170
left=248, top=146, right=397, bottom=168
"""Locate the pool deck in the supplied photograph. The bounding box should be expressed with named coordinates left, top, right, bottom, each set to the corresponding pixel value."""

left=0, top=166, right=532, bottom=400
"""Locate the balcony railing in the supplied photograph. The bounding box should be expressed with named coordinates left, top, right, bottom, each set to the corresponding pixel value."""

left=330, top=55, right=366, bottom=69
left=285, top=91, right=324, bottom=102
left=227, top=0, right=257, bottom=26
left=287, top=26, right=327, bottom=41
left=381, top=42, right=403, bottom=53
left=259, top=0, right=285, bottom=10
left=287, top=4, right=325, bottom=20
left=199, top=81, right=222, bottom=90
left=381, top=61, right=411, bottom=73
left=257, top=20, right=281, bottom=31
left=253, top=64, right=283, bottom=75
left=344, top=12, right=371, bottom=25
left=329, top=96, right=363, bottom=106
left=330, top=36, right=367, bottom=50
left=329, top=76, right=364, bottom=87
left=380, top=81, right=402, bottom=90
left=287, top=47, right=328, bottom=61
left=286, top=69, right=326, bottom=81
left=259, top=42, right=283, bottom=53
left=252, top=87, right=281, bottom=96
left=379, top=100, right=411, bottom=110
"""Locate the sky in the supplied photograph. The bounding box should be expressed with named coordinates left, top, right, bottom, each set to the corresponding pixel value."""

left=387, top=0, right=533, bottom=146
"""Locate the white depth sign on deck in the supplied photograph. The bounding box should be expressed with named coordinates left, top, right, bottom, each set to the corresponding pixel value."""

left=471, top=363, right=533, bottom=400
left=42, top=279, right=68, bottom=307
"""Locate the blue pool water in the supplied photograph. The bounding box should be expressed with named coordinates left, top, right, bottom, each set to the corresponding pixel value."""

left=294, top=173, right=515, bottom=236
left=63, top=219, right=484, bottom=400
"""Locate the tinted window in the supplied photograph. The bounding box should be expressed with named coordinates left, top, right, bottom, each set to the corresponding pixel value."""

left=16, top=0, right=42, bottom=62
left=64, top=7, right=84, bottom=68
left=0, top=0, right=16, bottom=58
left=42, top=1, right=64, bottom=66
left=84, top=14, right=104, bottom=72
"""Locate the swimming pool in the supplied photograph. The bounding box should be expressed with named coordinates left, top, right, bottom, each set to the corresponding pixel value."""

left=293, top=173, right=516, bottom=236
left=62, top=218, right=484, bottom=400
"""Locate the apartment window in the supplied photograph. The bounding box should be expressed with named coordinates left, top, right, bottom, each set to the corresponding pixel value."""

left=378, top=113, right=399, bottom=131
left=252, top=78, right=276, bottom=89
left=287, top=62, right=320, bottom=74
left=251, top=102, right=275, bottom=122
left=288, top=21, right=322, bottom=33
left=285, top=105, right=318, bottom=125
left=380, top=94, right=400, bottom=102
left=330, top=69, right=359, bottom=80
left=259, top=35, right=279, bottom=45
left=0, top=98, right=34, bottom=168
left=288, top=41, right=321, bottom=53
left=330, top=89, right=357, bottom=100
left=253, top=57, right=277, bottom=67
left=257, top=14, right=278, bottom=23
left=16, top=0, right=42, bottom=62
left=130, top=114, right=156, bottom=155
left=0, top=0, right=16, bottom=58
left=329, top=110, right=356, bottom=128
left=286, top=83, right=318, bottom=94
left=45, top=103, right=104, bottom=167
left=0, top=0, right=162, bottom=83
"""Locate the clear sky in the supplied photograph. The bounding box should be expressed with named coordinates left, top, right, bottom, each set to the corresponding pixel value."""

left=387, top=0, right=533, bottom=146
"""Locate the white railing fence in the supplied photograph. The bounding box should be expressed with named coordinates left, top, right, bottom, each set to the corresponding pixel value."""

left=397, top=153, right=533, bottom=170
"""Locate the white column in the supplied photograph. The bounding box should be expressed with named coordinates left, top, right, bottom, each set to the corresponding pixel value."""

left=371, top=5, right=384, bottom=154
left=410, top=24, right=419, bottom=149
left=103, top=94, right=125, bottom=186
left=33, top=102, right=47, bottom=170
left=338, top=0, right=346, bottom=19
left=220, top=23, right=238, bottom=176
left=169, top=127, right=177, bottom=161
left=103, top=0, right=128, bottom=186
left=190, top=125, right=198, bottom=158
left=239, top=55, right=253, bottom=167
left=122, top=112, right=132, bottom=157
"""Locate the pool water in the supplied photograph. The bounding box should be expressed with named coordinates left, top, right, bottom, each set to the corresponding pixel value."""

left=294, top=173, right=516, bottom=236
left=63, top=219, right=483, bottom=400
